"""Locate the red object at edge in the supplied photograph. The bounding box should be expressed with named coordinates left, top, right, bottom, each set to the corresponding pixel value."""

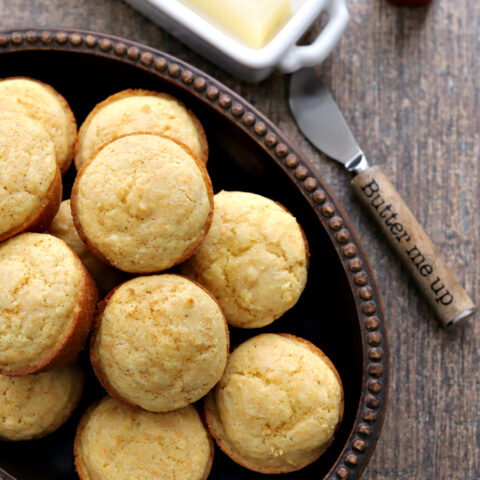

left=387, top=0, right=432, bottom=5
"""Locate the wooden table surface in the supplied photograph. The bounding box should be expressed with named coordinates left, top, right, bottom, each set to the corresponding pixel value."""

left=1, top=0, right=478, bottom=478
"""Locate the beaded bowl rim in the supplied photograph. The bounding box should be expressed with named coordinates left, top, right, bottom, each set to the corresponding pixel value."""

left=0, top=28, right=389, bottom=480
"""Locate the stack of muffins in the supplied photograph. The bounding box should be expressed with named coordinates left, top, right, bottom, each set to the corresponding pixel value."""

left=0, top=78, right=344, bottom=479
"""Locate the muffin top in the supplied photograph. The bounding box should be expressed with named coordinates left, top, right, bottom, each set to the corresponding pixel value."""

left=181, top=191, right=308, bottom=328
left=205, top=333, right=343, bottom=473
left=0, top=77, right=77, bottom=173
left=91, top=274, right=229, bottom=412
left=0, top=233, right=84, bottom=374
left=75, top=89, right=207, bottom=169
left=0, top=111, right=57, bottom=239
left=75, top=397, right=213, bottom=480
left=72, top=133, right=213, bottom=273
left=0, top=363, right=84, bottom=441
left=48, top=200, right=122, bottom=295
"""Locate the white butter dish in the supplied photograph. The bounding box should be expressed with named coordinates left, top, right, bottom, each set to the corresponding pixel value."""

left=124, top=0, right=349, bottom=82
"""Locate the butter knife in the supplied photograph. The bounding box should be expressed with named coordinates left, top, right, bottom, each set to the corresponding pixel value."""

left=289, top=67, right=476, bottom=328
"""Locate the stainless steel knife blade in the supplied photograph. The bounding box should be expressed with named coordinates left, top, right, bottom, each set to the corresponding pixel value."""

left=289, top=67, right=367, bottom=173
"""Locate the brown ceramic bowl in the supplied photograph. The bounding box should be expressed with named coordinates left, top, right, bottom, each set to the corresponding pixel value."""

left=0, top=28, right=388, bottom=480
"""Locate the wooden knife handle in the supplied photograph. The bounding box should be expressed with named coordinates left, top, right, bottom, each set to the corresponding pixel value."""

left=351, top=166, right=476, bottom=328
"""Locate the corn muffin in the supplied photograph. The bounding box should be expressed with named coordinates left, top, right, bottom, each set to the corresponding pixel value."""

left=75, top=397, right=213, bottom=480
left=181, top=191, right=309, bottom=328
left=48, top=200, right=123, bottom=295
left=72, top=133, right=213, bottom=273
left=0, top=111, right=62, bottom=243
left=74, top=89, right=208, bottom=169
left=0, top=363, right=84, bottom=441
left=205, top=333, right=344, bottom=473
left=91, top=274, right=229, bottom=412
left=0, top=77, right=77, bottom=173
left=0, top=233, right=98, bottom=376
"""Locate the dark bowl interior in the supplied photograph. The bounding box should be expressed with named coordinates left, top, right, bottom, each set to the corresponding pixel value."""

left=0, top=46, right=369, bottom=480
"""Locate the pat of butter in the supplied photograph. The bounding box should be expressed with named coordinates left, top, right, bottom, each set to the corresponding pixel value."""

left=186, top=0, right=291, bottom=49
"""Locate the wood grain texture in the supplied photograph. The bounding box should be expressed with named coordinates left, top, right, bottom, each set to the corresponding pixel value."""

left=0, top=0, right=478, bottom=478
left=351, top=165, right=476, bottom=328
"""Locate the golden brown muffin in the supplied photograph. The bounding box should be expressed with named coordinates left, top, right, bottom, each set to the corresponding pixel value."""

left=72, top=133, right=213, bottom=273
left=91, top=274, right=229, bottom=412
left=0, top=363, right=84, bottom=441
left=0, top=77, right=77, bottom=173
left=181, top=191, right=309, bottom=328
left=75, top=397, right=214, bottom=480
left=205, top=333, right=344, bottom=473
left=48, top=200, right=124, bottom=295
left=74, top=89, right=208, bottom=169
left=0, top=111, right=62, bottom=243
left=0, top=233, right=98, bottom=376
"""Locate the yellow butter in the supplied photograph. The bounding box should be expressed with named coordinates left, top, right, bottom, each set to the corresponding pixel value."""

left=187, top=0, right=291, bottom=49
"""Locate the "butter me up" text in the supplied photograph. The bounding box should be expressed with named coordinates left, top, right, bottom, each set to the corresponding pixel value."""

left=360, top=177, right=453, bottom=306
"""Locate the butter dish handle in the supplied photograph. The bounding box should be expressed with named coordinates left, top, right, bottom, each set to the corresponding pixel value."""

left=278, top=0, right=349, bottom=73
left=351, top=165, right=476, bottom=328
